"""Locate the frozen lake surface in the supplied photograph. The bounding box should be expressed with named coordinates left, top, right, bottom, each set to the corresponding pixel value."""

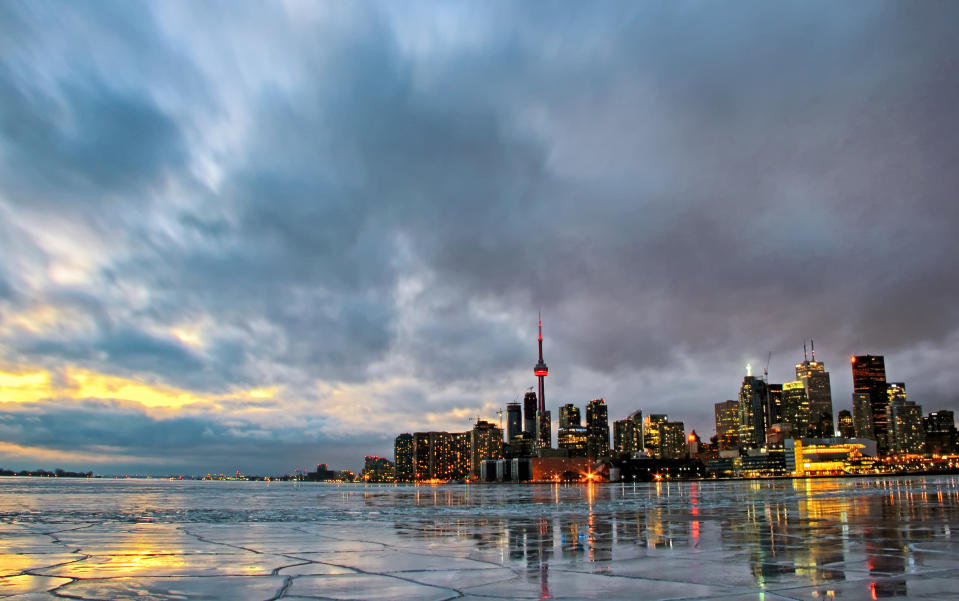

left=1, top=476, right=958, bottom=600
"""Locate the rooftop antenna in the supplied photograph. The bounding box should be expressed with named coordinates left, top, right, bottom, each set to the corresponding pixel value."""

left=803, top=341, right=808, bottom=362
left=811, top=339, right=816, bottom=362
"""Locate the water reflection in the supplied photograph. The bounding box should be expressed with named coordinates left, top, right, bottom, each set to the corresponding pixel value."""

left=390, top=476, right=959, bottom=598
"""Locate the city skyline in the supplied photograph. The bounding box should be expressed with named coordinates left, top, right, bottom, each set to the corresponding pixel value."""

left=2, top=2, right=959, bottom=474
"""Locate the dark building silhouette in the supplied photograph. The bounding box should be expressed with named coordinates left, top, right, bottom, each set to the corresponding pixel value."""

left=523, top=391, right=538, bottom=436
left=837, top=410, right=856, bottom=438
left=394, top=433, right=414, bottom=482
left=852, top=355, right=888, bottom=453
left=506, top=402, right=522, bottom=442
left=586, top=398, right=611, bottom=459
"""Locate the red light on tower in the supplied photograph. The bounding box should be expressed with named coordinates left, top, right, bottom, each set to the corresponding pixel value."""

left=533, top=314, right=549, bottom=412
left=850, top=355, right=857, bottom=364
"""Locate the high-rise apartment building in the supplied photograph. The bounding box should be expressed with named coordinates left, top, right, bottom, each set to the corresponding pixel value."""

left=413, top=432, right=431, bottom=481
left=470, top=420, right=503, bottom=478
left=506, top=402, right=522, bottom=442
left=536, top=410, right=552, bottom=451
left=796, top=345, right=834, bottom=437
left=852, top=355, right=888, bottom=453
left=394, top=433, right=414, bottom=482
left=412, top=431, right=470, bottom=481
left=613, top=418, right=642, bottom=457
left=361, top=456, right=395, bottom=482
left=660, top=421, right=687, bottom=459
left=714, top=401, right=739, bottom=450
left=585, top=399, right=611, bottom=459
left=644, top=413, right=668, bottom=457
left=887, top=393, right=924, bottom=455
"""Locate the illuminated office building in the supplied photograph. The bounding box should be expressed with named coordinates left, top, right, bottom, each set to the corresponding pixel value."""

left=586, top=399, right=611, bottom=459
left=714, top=401, right=739, bottom=450
left=780, top=381, right=809, bottom=438
left=362, top=456, right=395, bottom=482
left=557, top=426, right=588, bottom=456
left=393, top=433, right=414, bottom=482
left=852, top=354, right=888, bottom=453
left=536, top=410, right=552, bottom=451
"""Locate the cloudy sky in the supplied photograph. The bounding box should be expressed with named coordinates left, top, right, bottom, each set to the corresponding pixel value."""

left=1, top=1, right=957, bottom=475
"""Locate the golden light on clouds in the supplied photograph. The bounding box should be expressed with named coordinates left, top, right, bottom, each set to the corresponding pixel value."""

left=0, top=366, right=277, bottom=411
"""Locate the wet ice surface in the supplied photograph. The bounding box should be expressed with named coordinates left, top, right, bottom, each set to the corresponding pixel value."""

left=2, top=477, right=959, bottom=600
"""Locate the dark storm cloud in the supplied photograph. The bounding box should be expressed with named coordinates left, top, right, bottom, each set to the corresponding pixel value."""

left=1, top=1, right=958, bottom=472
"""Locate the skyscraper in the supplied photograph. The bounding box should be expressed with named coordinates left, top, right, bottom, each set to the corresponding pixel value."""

left=714, top=401, right=739, bottom=450
left=470, top=420, right=503, bottom=478
left=394, top=433, right=414, bottom=482
left=523, top=391, right=537, bottom=436
left=557, top=403, right=585, bottom=456
left=738, top=369, right=769, bottom=449
left=852, top=355, right=888, bottom=453
left=585, top=399, right=611, bottom=459
left=781, top=381, right=809, bottom=438
left=887, top=391, right=924, bottom=455
left=852, top=392, right=875, bottom=440
left=536, top=410, right=552, bottom=452
left=660, top=421, right=687, bottom=459
left=924, top=410, right=958, bottom=455
left=796, top=343, right=834, bottom=437
left=613, top=418, right=642, bottom=457
left=506, top=402, right=522, bottom=442
left=644, top=413, right=668, bottom=457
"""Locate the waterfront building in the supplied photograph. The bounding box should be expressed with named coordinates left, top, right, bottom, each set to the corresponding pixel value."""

left=785, top=438, right=878, bottom=476
left=523, top=391, right=537, bottom=436
left=780, top=381, right=809, bottom=438
left=613, top=418, right=642, bottom=457
left=796, top=344, right=834, bottom=437
left=506, top=402, right=522, bottom=442
left=660, top=421, right=687, bottom=459
left=852, top=392, right=875, bottom=440
left=852, top=354, right=889, bottom=453
left=361, top=456, right=395, bottom=482
left=559, top=403, right=581, bottom=429
left=470, top=420, right=503, bottom=478
left=837, top=410, right=856, bottom=438
left=449, top=432, right=471, bottom=479
left=393, top=433, right=414, bottom=482
left=714, top=401, right=739, bottom=450
left=412, top=431, right=471, bottom=481
left=509, top=432, right=535, bottom=457
left=413, top=432, right=431, bottom=480
left=924, top=410, right=958, bottom=455
left=887, top=390, right=924, bottom=455
left=586, top=399, right=611, bottom=459
left=738, top=369, right=769, bottom=449
left=766, top=384, right=783, bottom=429
left=644, top=414, right=668, bottom=457
left=557, top=425, right=588, bottom=456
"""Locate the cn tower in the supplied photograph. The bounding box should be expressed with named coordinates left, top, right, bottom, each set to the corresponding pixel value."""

left=533, top=314, right=548, bottom=412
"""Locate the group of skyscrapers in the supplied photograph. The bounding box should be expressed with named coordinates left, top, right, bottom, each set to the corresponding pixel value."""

left=382, top=322, right=956, bottom=483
